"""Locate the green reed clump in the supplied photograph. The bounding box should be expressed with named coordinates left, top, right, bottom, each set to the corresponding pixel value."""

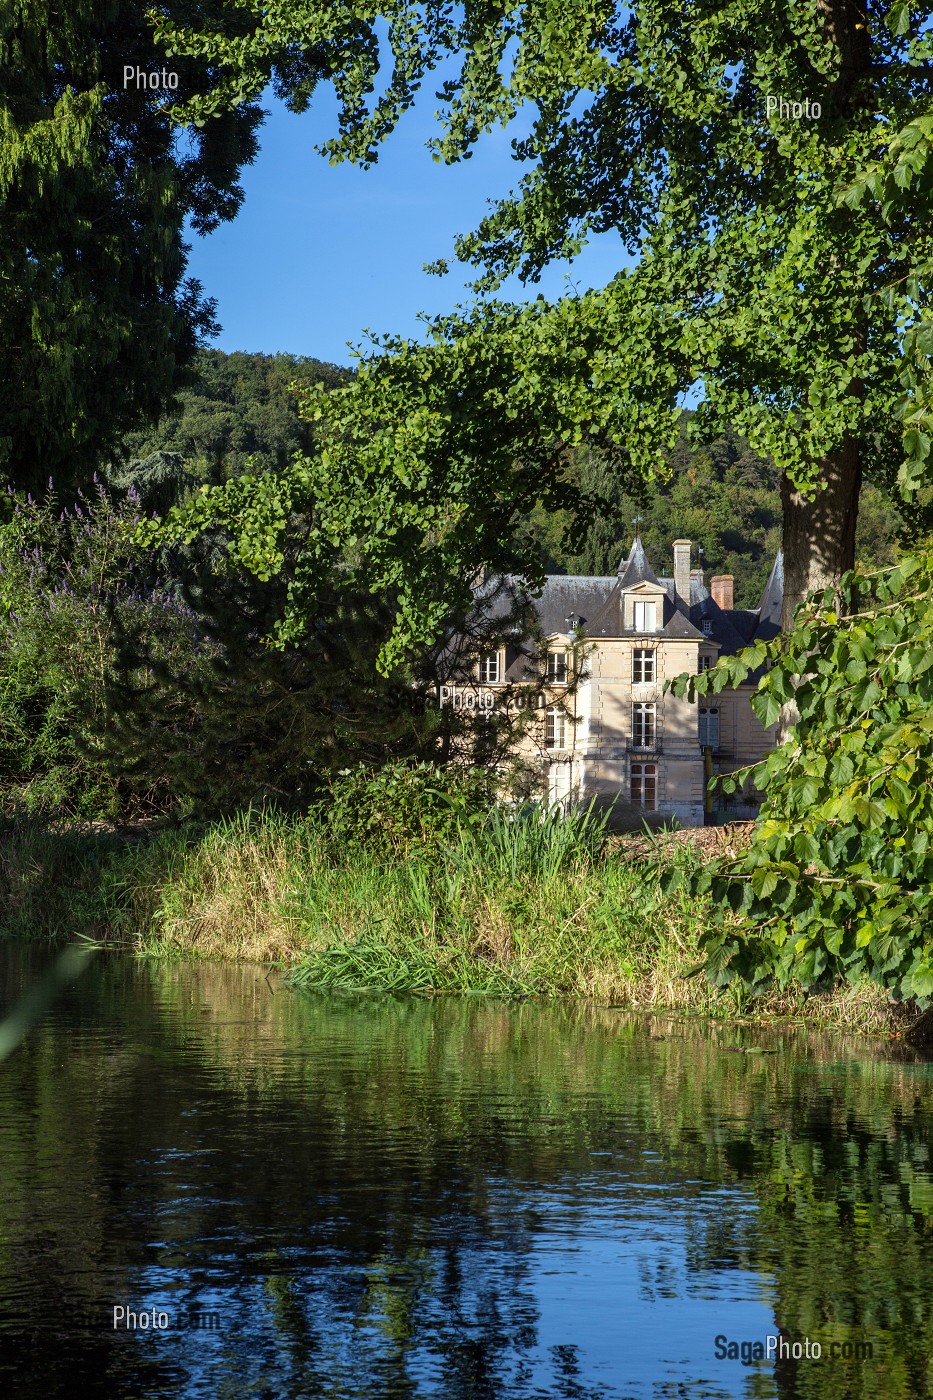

left=0, top=802, right=713, bottom=1007
left=285, top=802, right=715, bottom=1006
left=0, top=819, right=130, bottom=941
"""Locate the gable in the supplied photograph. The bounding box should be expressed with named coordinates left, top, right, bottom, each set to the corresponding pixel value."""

left=622, top=579, right=667, bottom=599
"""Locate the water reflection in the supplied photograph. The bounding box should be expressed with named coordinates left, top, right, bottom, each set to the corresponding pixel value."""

left=0, top=948, right=931, bottom=1398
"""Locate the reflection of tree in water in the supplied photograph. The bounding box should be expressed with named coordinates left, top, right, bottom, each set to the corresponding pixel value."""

left=1, top=955, right=623, bottom=1398
left=680, top=1077, right=933, bottom=1400
left=185, top=1228, right=614, bottom=1399
left=2, top=951, right=933, bottom=1397
left=246, top=1241, right=550, bottom=1399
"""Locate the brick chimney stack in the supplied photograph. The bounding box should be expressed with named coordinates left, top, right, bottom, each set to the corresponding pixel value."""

left=710, top=575, right=734, bottom=610
left=672, top=539, right=691, bottom=615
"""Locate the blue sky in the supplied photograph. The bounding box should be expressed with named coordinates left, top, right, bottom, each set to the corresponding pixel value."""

left=184, top=85, right=629, bottom=367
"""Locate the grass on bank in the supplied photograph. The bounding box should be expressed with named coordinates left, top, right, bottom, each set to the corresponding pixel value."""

left=0, top=806, right=911, bottom=1035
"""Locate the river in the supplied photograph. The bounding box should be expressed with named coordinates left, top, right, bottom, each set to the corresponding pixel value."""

left=1, top=947, right=931, bottom=1398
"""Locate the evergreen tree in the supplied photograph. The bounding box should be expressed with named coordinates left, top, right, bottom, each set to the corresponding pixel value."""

left=99, top=540, right=440, bottom=816
left=0, top=5, right=314, bottom=490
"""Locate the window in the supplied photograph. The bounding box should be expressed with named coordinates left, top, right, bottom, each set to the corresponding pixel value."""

left=701, top=619, right=714, bottom=637
left=545, top=707, right=569, bottom=749
left=548, top=761, right=574, bottom=806
left=547, top=650, right=569, bottom=684
left=697, top=655, right=713, bottom=673
left=630, top=763, right=657, bottom=810
left=478, top=651, right=500, bottom=684
left=632, top=648, right=655, bottom=684
left=632, top=701, right=656, bottom=750
left=633, top=600, right=657, bottom=632
left=699, top=706, right=720, bottom=750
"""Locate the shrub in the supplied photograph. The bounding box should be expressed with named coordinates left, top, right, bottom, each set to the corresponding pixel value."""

left=667, top=555, right=933, bottom=1005
left=0, top=482, right=206, bottom=818
left=324, top=760, right=495, bottom=857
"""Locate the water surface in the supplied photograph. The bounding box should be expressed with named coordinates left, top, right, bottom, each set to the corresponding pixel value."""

left=1, top=947, right=931, bottom=1398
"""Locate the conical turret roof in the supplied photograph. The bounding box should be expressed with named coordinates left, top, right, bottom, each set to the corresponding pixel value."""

left=616, top=536, right=661, bottom=589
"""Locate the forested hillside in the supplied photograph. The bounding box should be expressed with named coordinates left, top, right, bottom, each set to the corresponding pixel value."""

left=117, top=349, right=349, bottom=488
left=117, top=356, right=908, bottom=611
left=530, top=424, right=906, bottom=609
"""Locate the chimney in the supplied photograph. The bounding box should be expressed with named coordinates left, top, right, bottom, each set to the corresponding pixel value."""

left=710, top=575, right=734, bottom=611
left=672, top=539, right=691, bottom=615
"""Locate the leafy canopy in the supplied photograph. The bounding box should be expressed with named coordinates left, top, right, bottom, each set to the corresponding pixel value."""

left=141, top=290, right=682, bottom=670
left=529, top=427, right=907, bottom=604
left=145, top=0, right=933, bottom=659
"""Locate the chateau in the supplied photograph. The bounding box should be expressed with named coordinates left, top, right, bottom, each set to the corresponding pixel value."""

left=466, top=537, right=783, bottom=827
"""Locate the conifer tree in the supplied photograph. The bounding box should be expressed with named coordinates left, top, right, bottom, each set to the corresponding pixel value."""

left=0, top=5, right=297, bottom=489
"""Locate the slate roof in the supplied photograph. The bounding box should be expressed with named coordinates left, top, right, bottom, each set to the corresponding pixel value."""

left=662, top=610, right=706, bottom=640
left=755, top=550, right=784, bottom=640
left=535, top=537, right=783, bottom=654
left=690, top=592, right=750, bottom=655
left=473, top=538, right=783, bottom=658
left=616, top=537, right=662, bottom=589
left=531, top=574, right=622, bottom=637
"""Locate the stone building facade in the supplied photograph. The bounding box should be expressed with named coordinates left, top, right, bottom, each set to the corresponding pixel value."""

left=468, top=537, right=783, bottom=826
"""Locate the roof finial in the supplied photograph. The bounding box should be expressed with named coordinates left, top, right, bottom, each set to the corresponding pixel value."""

left=632, top=514, right=643, bottom=540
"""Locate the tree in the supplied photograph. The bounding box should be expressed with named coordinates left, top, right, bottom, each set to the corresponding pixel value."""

left=99, top=558, right=438, bottom=816
left=528, top=426, right=908, bottom=605
left=668, top=553, right=933, bottom=1005
left=0, top=4, right=318, bottom=489
left=0, top=482, right=204, bottom=818
left=143, top=295, right=642, bottom=672
left=144, top=0, right=933, bottom=644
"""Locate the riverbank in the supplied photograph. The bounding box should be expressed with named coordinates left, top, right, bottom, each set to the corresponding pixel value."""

left=0, top=809, right=918, bottom=1039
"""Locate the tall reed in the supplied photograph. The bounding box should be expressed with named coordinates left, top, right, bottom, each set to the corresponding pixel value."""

left=0, top=806, right=905, bottom=1030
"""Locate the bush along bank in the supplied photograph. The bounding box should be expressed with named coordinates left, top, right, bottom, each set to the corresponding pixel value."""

left=0, top=783, right=917, bottom=1039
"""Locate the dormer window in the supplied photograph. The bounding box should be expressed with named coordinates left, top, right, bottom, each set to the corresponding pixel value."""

left=478, top=651, right=501, bottom=684
left=697, top=655, right=713, bottom=673
left=547, top=650, right=569, bottom=684
left=633, top=600, right=658, bottom=632
left=701, top=619, right=714, bottom=637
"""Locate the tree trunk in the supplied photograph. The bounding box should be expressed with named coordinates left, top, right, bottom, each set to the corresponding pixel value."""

left=779, top=0, right=869, bottom=630
left=777, top=441, right=861, bottom=742
left=779, top=439, right=862, bottom=632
